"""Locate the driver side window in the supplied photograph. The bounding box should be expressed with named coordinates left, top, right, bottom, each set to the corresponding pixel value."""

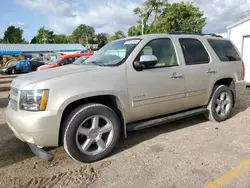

left=139, top=38, right=178, bottom=68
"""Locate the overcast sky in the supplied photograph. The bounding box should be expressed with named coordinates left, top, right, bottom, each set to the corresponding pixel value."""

left=0, top=0, right=250, bottom=39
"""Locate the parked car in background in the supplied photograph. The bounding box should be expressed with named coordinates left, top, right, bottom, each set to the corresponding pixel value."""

left=12, top=60, right=45, bottom=74
left=37, top=53, right=93, bottom=71
left=31, top=56, right=50, bottom=64
left=1, top=59, right=45, bottom=74
left=0, top=62, right=18, bottom=74
left=72, top=56, right=87, bottom=65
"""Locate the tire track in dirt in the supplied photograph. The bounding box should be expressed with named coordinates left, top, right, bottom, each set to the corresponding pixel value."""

left=12, top=166, right=97, bottom=188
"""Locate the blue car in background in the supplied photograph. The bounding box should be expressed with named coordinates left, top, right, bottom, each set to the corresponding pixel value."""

left=12, top=60, right=45, bottom=74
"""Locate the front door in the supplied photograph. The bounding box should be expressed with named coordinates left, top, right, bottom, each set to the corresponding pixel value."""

left=127, top=38, right=187, bottom=122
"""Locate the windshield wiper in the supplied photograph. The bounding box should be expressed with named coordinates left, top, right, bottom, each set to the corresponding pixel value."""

left=86, top=61, right=106, bottom=67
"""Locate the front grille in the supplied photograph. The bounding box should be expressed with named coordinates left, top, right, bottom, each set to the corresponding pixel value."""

left=10, top=87, right=18, bottom=97
left=10, top=99, right=17, bottom=111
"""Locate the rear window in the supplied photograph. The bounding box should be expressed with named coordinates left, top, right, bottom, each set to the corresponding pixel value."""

left=207, top=39, right=241, bottom=62
left=179, top=38, right=210, bottom=65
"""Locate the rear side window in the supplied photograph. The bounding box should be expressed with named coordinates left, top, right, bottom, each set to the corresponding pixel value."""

left=207, top=39, right=241, bottom=62
left=179, top=38, right=210, bottom=65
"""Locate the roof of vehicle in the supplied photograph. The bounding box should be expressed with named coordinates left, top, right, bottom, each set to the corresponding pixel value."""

left=118, top=33, right=229, bottom=41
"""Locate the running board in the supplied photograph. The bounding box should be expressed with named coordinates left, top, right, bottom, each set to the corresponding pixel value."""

left=126, top=108, right=207, bottom=131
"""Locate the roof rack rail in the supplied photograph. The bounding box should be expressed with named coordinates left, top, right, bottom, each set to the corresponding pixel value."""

left=168, top=31, right=222, bottom=38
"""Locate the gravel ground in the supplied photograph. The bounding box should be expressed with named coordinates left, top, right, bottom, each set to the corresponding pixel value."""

left=1, top=75, right=250, bottom=188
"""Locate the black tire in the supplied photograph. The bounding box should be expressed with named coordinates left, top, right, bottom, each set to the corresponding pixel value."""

left=205, top=85, right=233, bottom=122
left=12, top=69, right=16, bottom=74
left=63, top=103, right=121, bottom=163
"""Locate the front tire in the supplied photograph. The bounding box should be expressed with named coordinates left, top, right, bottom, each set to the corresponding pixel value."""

left=63, top=103, right=121, bottom=163
left=205, top=85, right=233, bottom=122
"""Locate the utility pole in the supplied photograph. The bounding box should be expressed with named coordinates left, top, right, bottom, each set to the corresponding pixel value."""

left=141, top=17, right=144, bottom=35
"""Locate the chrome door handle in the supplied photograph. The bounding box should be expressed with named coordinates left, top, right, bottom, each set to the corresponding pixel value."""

left=170, top=73, right=183, bottom=79
left=206, top=68, right=217, bottom=74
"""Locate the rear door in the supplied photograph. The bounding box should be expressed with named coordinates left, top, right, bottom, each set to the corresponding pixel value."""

left=178, top=38, right=218, bottom=108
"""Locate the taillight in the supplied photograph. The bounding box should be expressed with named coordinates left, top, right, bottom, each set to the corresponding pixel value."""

left=242, top=61, right=245, bottom=80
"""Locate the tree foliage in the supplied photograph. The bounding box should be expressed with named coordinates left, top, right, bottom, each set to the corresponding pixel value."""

left=54, top=34, right=68, bottom=44
left=128, top=0, right=206, bottom=36
left=151, top=2, right=206, bottom=33
left=35, top=27, right=55, bottom=44
left=72, top=24, right=95, bottom=45
left=109, top=30, right=126, bottom=41
left=3, top=26, right=26, bottom=43
left=128, top=26, right=141, bottom=37
left=128, top=24, right=150, bottom=36
left=1, top=24, right=109, bottom=48
left=132, top=0, right=169, bottom=35
left=30, top=36, right=37, bottom=44
left=95, top=33, right=108, bottom=48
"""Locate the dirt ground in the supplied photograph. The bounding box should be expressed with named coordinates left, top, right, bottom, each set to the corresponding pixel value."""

left=1, top=75, right=250, bottom=188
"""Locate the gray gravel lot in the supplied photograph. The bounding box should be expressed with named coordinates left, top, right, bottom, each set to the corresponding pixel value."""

left=1, top=75, right=250, bottom=188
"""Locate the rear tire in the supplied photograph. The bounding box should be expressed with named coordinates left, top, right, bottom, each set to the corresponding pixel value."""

left=205, top=85, right=233, bottom=122
left=63, top=103, right=121, bottom=163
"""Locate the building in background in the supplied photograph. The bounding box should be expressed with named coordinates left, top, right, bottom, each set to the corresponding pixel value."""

left=0, top=44, right=86, bottom=66
left=227, top=16, right=250, bottom=83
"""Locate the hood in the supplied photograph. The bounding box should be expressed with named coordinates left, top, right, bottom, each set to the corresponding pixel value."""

left=11, top=65, right=102, bottom=89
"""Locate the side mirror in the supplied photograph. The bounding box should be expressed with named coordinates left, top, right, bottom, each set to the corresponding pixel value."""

left=134, top=55, right=158, bottom=70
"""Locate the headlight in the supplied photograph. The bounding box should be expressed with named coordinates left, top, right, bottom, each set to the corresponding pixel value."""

left=1, top=68, right=7, bottom=71
left=19, top=89, right=49, bottom=111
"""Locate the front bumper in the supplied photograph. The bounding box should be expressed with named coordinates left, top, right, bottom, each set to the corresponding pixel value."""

left=6, top=104, right=61, bottom=147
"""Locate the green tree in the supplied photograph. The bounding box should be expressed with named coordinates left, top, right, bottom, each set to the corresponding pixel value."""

left=22, top=40, right=29, bottom=44
left=36, top=27, right=55, bottom=44
left=128, top=24, right=150, bottom=36
left=128, top=26, right=141, bottom=36
left=133, top=0, right=169, bottom=34
left=54, top=34, right=68, bottom=43
left=30, top=36, right=37, bottom=44
left=95, top=33, right=108, bottom=48
left=151, top=2, right=206, bottom=33
left=66, top=35, right=76, bottom=43
left=3, top=26, right=25, bottom=43
left=109, top=30, right=125, bottom=41
left=72, top=24, right=95, bottom=45
left=129, top=1, right=206, bottom=35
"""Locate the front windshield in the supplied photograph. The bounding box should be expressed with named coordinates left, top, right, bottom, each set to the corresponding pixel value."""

left=48, top=57, right=61, bottom=65
left=84, top=39, right=141, bottom=66
left=73, top=57, right=86, bottom=65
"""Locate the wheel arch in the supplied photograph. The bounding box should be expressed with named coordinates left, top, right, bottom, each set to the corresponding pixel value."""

left=58, top=94, right=127, bottom=145
left=209, top=77, right=236, bottom=107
